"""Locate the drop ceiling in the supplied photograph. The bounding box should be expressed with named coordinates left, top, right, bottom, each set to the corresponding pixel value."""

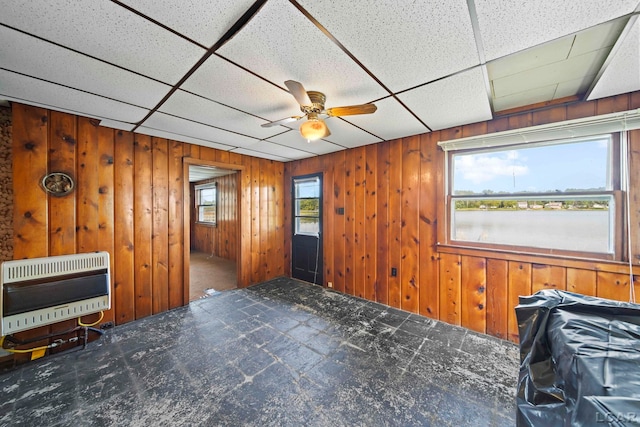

left=1, top=0, right=639, bottom=162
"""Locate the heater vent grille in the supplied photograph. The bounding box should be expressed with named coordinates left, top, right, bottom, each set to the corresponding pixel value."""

left=3, top=252, right=109, bottom=284
left=1, top=252, right=111, bottom=335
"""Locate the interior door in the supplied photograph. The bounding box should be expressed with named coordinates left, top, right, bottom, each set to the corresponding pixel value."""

left=291, top=174, right=323, bottom=285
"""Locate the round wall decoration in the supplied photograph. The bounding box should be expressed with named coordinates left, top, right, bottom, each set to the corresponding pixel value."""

left=42, top=172, right=75, bottom=197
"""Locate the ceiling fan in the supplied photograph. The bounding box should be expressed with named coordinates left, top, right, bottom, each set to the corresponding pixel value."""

left=261, top=80, right=377, bottom=141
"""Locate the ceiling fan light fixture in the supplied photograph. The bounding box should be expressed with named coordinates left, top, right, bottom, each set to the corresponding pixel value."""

left=299, top=115, right=329, bottom=141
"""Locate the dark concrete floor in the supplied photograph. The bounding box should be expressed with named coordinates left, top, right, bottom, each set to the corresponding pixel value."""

left=0, top=277, right=519, bottom=426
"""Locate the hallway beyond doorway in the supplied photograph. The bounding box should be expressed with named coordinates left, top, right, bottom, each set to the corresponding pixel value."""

left=189, top=250, right=237, bottom=301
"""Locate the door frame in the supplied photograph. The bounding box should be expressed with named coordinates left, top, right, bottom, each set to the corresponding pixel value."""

left=291, top=172, right=323, bottom=285
left=182, top=157, right=245, bottom=303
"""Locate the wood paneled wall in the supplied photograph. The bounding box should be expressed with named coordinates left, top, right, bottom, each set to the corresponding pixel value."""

left=191, top=173, right=238, bottom=261
left=11, top=104, right=284, bottom=336
left=285, top=91, right=640, bottom=343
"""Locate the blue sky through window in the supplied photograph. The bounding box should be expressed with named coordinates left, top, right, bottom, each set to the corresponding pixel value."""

left=452, top=137, right=610, bottom=194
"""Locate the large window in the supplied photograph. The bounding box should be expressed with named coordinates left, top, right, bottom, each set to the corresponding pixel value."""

left=447, top=134, right=620, bottom=257
left=195, top=183, right=217, bottom=225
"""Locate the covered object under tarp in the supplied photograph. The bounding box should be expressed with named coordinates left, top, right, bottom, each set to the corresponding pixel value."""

left=516, top=289, right=640, bottom=426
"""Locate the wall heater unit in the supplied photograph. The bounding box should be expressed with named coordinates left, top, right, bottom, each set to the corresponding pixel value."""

left=1, top=252, right=111, bottom=336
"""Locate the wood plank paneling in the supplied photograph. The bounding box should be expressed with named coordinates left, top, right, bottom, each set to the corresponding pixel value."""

left=114, top=130, right=135, bottom=324
left=354, top=147, right=366, bottom=298
left=168, top=140, right=184, bottom=309
left=566, top=268, right=596, bottom=297
left=375, top=142, right=389, bottom=305
left=461, top=255, right=486, bottom=334
left=401, top=136, right=420, bottom=313
left=323, top=155, right=335, bottom=288
left=531, top=264, right=566, bottom=294
left=419, top=133, right=438, bottom=319
left=364, top=144, right=377, bottom=301
left=133, top=134, right=153, bottom=318
left=508, top=262, right=532, bottom=342
left=334, top=151, right=346, bottom=293
left=486, top=259, right=508, bottom=339
left=344, top=150, right=355, bottom=296
left=439, top=253, right=461, bottom=325
left=152, top=138, right=169, bottom=314
left=388, top=139, right=403, bottom=308
left=97, top=126, right=115, bottom=324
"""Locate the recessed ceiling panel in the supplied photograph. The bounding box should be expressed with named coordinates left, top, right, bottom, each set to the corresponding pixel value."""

left=341, top=97, right=428, bottom=141
left=0, top=69, right=149, bottom=123
left=588, top=19, right=640, bottom=100
left=492, top=48, right=610, bottom=98
left=492, top=84, right=557, bottom=112
left=475, top=0, right=638, bottom=61
left=181, top=55, right=300, bottom=121
left=117, top=0, right=256, bottom=48
left=266, top=131, right=344, bottom=156
left=142, top=112, right=259, bottom=148
left=297, top=0, right=480, bottom=92
left=159, top=90, right=282, bottom=139
left=398, top=67, right=492, bottom=131
left=0, top=26, right=170, bottom=108
left=136, top=126, right=234, bottom=151
left=0, top=0, right=205, bottom=84
left=217, top=0, right=388, bottom=108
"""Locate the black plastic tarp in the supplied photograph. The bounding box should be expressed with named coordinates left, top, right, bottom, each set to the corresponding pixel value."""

left=516, top=289, right=640, bottom=426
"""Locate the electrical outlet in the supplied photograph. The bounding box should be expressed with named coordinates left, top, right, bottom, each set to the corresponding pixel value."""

left=327, top=282, right=333, bottom=288
left=391, top=267, right=397, bottom=277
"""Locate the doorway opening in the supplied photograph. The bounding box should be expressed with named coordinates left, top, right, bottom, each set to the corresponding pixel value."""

left=185, top=161, right=241, bottom=301
left=291, top=173, right=323, bottom=285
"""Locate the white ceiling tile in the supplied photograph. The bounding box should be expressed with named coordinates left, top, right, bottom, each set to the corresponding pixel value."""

left=588, top=19, right=640, bottom=100
left=342, top=97, right=428, bottom=141
left=181, top=55, right=299, bottom=121
left=159, top=90, right=281, bottom=139
left=266, top=131, right=344, bottom=156
left=0, top=69, right=149, bottom=122
left=230, top=147, right=288, bottom=162
left=116, top=0, right=256, bottom=48
left=492, top=84, right=558, bottom=112
left=141, top=112, right=259, bottom=148
left=217, top=0, right=388, bottom=107
left=399, top=67, right=492, bottom=131
left=239, top=141, right=313, bottom=161
left=296, top=0, right=480, bottom=92
left=320, top=117, right=383, bottom=148
left=136, top=126, right=234, bottom=151
left=98, top=120, right=136, bottom=132
left=492, top=48, right=610, bottom=98
left=0, top=26, right=170, bottom=108
left=0, top=0, right=205, bottom=84
left=475, top=0, right=639, bottom=61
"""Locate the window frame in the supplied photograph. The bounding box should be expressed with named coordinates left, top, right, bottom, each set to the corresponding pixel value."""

left=195, top=182, right=217, bottom=226
left=444, top=133, right=624, bottom=261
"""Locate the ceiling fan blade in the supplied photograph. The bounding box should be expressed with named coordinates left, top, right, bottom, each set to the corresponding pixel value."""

left=261, top=116, right=303, bottom=128
left=326, top=103, right=377, bottom=117
left=284, top=80, right=312, bottom=106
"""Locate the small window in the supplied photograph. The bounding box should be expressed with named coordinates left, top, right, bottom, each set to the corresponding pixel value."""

left=448, top=134, right=620, bottom=256
left=195, top=183, right=217, bottom=225
left=293, top=176, right=321, bottom=236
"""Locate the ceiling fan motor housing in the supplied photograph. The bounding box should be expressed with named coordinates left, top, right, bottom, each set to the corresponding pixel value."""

left=301, top=91, right=326, bottom=115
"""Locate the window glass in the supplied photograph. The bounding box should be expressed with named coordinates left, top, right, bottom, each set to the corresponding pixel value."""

left=449, top=136, right=616, bottom=255
left=196, top=184, right=216, bottom=224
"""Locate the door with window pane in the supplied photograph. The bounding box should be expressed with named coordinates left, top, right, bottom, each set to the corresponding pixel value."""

left=292, top=174, right=322, bottom=285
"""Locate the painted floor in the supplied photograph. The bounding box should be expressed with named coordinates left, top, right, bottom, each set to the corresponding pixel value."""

left=0, top=277, right=519, bottom=426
